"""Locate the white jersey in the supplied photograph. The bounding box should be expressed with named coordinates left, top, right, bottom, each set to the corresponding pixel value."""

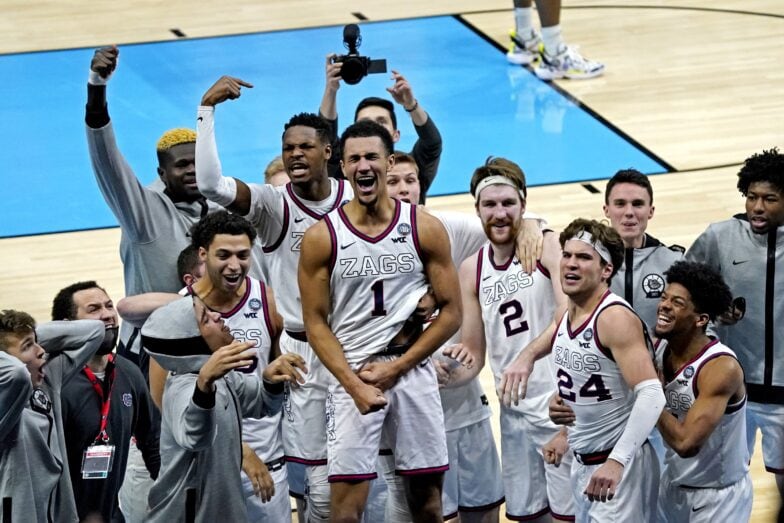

left=325, top=200, right=429, bottom=366
left=553, top=291, right=650, bottom=454
left=186, top=277, right=281, bottom=462
left=657, top=338, right=749, bottom=487
left=247, top=179, right=352, bottom=331
left=478, top=244, right=557, bottom=408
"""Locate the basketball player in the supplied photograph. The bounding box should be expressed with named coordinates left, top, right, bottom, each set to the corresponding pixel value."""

left=298, top=120, right=461, bottom=522
left=686, top=148, right=784, bottom=498
left=195, top=75, right=351, bottom=521
left=500, top=218, right=665, bottom=522
left=458, top=157, right=573, bottom=522
left=654, top=261, right=752, bottom=522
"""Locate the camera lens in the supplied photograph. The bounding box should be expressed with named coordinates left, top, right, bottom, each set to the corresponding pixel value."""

left=340, top=57, right=365, bottom=85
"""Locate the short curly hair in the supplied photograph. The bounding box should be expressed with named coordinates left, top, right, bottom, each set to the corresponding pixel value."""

left=737, top=148, right=784, bottom=196
left=0, top=310, right=36, bottom=351
left=664, top=261, right=732, bottom=322
left=560, top=218, right=624, bottom=280
left=339, top=119, right=394, bottom=159
left=190, top=211, right=256, bottom=250
left=283, top=113, right=332, bottom=145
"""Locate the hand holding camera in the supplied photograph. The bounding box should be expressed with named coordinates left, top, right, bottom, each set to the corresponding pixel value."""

left=331, top=24, right=387, bottom=85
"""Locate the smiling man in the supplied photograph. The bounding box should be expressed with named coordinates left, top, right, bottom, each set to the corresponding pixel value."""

left=299, top=119, right=461, bottom=522
left=653, top=261, right=752, bottom=522
left=687, top=148, right=784, bottom=500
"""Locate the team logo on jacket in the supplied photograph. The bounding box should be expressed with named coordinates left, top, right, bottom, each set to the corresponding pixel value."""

left=583, top=328, right=593, bottom=341
left=683, top=366, right=695, bottom=379
left=249, top=298, right=262, bottom=311
left=397, top=223, right=411, bottom=236
left=642, top=273, right=665, bottom=298
left=122, top=393, right=133, bottom=407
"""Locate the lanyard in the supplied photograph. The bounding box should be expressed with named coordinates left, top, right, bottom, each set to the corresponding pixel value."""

left=82, top=354, right=116, bottom=443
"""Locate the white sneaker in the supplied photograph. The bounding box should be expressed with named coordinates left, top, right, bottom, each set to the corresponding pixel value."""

left=506, top=29, right=542, bottom=65
left=534, top=45, right=605, bottom=80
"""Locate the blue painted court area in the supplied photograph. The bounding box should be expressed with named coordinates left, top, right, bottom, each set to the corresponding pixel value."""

left=0, top=16, right=667, bottom=237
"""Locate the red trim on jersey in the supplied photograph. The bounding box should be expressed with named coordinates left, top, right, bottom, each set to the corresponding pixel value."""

left=507, top=506, right=550, bottom=521
left=396, top=464, right=449, bottom=476
left=475, top=246, right=485, bottom=296
left=551, top=512, right=576, bottom=521
left=284, top=455, right=328, bottom=466
left=337, top=198, right=401, bottom=243
left=566, top=289, right=611, bottom=339
left=664, top=338, right=719, bottom=388
left=536, top=260, right=550, bottom=279
left=458, top=496, right=505, bottom=512
left=324, top=215, right=338, bottom=276
left=221, top=276, right=252, bottom=318
left=328, top=473, right=378, bottom=483
left=410, top=202, right=424, bottom=259
left=488, top=245, right=514, bottom=270
left=262, top=198, right=289, bottom=253
left=592, top=301, right=642, bottom=362
left=285, top=180, right=345, bottom=220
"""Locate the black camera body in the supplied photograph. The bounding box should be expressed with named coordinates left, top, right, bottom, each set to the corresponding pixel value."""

left=333, top=24, right=387, bottom=85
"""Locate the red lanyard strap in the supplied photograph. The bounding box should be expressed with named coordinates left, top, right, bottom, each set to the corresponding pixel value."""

left=82, top=354, right=116, bottom=443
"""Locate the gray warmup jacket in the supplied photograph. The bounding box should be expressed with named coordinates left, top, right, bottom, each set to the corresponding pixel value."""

left=687, top=216, right=784, bottom=404
left=0, top=320, right=104, bottom=523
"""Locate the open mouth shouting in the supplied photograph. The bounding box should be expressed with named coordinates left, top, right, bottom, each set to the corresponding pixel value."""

left=355, top=174, right=377, bottom=195
left=288, top=161, right=309, bottom=179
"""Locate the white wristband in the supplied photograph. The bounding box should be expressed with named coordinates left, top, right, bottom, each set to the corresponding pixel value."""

left=88, top=69, right=109, bottom=86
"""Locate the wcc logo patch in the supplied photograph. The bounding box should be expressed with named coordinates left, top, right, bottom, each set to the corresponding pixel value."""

left=397, top=223, right=411, bottom=236
left=249, top=298, right=262, bottom=311
left=122, top=393, right=133, bottom=407
left=683, top=366, right=695, bottom=379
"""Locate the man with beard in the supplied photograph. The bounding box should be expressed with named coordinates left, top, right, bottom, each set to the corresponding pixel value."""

left=687, top=148, right=784, bottom=500
left=299, top=120, right=461, bottom=522
left=195, top=76, right=351, bottom=521
left=53, top=282, right=160, bottom=522
left=653, top=261, right=752, bottom=522
left=501, top=218, right=665, bottom=522
left=460, top=158, right=573, bottom=522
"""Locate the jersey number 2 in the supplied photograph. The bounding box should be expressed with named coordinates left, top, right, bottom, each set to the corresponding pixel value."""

left=500, top=300, right=529, bottom=337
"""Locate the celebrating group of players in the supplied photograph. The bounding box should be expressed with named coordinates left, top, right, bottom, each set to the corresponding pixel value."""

left=1, top=43, right=783, bottom=523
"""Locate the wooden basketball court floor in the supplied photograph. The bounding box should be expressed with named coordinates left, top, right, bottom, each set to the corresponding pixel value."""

left=1, top=1, right=782, bottom=520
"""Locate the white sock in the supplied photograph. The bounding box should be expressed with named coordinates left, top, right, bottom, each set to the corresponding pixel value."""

left=514, top=7, right=534, bottom=38
left=541, top=25, right=565, bottom=56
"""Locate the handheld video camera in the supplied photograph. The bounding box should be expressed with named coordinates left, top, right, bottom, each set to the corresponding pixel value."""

left=332, top=24, right=387, bottom=85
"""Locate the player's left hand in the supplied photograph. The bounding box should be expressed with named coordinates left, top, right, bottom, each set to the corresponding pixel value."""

left=262, top=353, right=308, bottom=387
left=542, top=429, right=569, bottom=467
left=433, top=358, right=451, bottom=388
left=357, top=361, right=400, bottom=391
left=242, top=444, right=275, bottom=503
left=386, top=70, right=416, bottom=109
left=584, top=459, right=624, bottom=502
left=515, top=218, right=544, bottom=275
left=548, top=393, right=576, bottom=425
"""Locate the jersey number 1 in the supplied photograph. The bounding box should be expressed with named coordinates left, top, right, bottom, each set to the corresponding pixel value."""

left=371, top=280, right=387, bottom=316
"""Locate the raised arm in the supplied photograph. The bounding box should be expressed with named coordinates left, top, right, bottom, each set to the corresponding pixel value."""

left=36, top=320, right=105, bottom=389
left=299, top=221, right=387, bottom=414
left=657, top=356, right=744, bottom=457
left=196, top=76, right=254, bottom=215
left=387, top=71, right=442, bottom=201
left=0, top=352, right=33, bottom=442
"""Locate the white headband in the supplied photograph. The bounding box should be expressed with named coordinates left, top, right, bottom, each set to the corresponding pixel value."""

left=570, top=231, right=612, bottom=265
left=473, top=175, right=526, bottom=202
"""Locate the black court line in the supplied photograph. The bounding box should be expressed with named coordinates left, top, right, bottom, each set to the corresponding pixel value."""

left=352, top=12, right=369, bottom=21
left=453, top=14, right=676, bottom=174
left=458, top=4, right=784, bottom=20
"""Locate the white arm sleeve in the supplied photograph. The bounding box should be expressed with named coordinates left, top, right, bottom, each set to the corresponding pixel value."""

left=608, top=378, right=665, bottom=467
left=195, top=105, right=237, bottom=207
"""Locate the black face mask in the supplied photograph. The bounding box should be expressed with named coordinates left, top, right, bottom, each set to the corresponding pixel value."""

left=97, top=326, right=119, bottom=355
